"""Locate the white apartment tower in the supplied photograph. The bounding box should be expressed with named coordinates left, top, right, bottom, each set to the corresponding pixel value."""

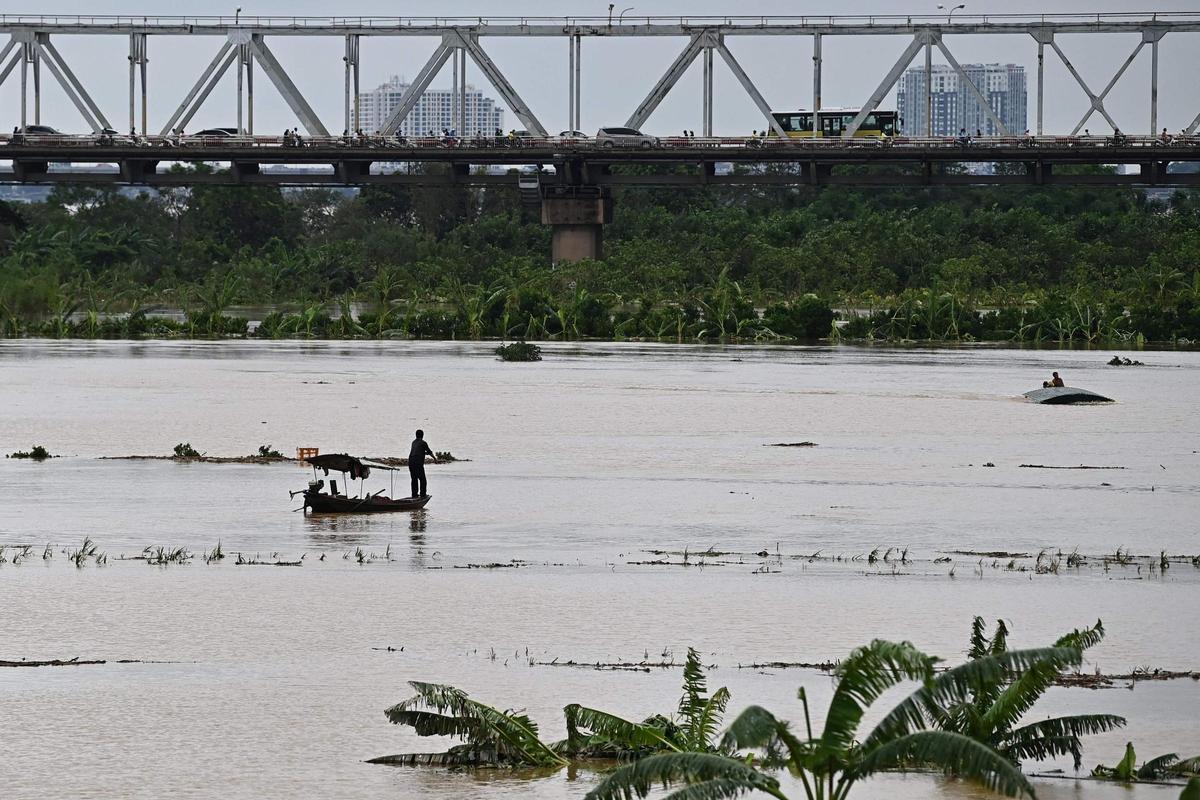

left=896, top=63, right=1027, bottom=137
left=356, top=76, right=506, bottom=136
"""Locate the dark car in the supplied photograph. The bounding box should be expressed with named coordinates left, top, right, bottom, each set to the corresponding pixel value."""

left=18, top=124, right=63, bottom=135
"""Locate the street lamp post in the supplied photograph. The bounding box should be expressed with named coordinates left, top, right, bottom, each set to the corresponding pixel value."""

left=235, top=7, right=242, bottom=24
left=607, top=4, right=614, bottom=27
left=618, top=7, right=636, bottom=25
left=937, top=4, right=965, bottom=24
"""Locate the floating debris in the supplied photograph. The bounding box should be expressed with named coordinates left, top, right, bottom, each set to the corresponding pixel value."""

left=736, top=660, right=837, bottom=672
left=1019, top=464, right=1127, bottom=470
left=531, top=658, right=682, bottom=672
left=0, top=657, right=152, bottom=668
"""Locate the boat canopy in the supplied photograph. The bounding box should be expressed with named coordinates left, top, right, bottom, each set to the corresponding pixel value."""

left=307, top=453, right=370, bottom=478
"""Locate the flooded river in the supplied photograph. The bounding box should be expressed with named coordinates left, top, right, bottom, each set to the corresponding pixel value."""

left=1, top=341, right=1197, bottom=799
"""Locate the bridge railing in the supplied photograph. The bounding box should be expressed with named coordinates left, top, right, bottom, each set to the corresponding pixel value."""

left=2, top=13, right=1199, bottom=29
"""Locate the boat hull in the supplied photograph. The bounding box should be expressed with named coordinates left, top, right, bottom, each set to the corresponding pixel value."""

left=304, top=492, right=430, bottom=514
left=1023, top=386, right=1113, bottom=405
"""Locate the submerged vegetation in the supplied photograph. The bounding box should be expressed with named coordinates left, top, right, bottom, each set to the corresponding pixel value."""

left=1092, top=743, right=1200, bottom=783
left=1, top=180, right=1199, bottom=344
left=378, top=681, right=568, bottom=767
left=564, top=648, right=730, bottom=759
left=7, top=445, right=53, bottom=460
left=886, top=618, right=1124, bottom=772
left=495, top=340, right=542, bottom=361
left=367, top=620, right=1171, bottom=799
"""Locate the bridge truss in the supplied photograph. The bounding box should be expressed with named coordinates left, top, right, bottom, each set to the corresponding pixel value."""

left=0, top=12, right=1198, bottom=142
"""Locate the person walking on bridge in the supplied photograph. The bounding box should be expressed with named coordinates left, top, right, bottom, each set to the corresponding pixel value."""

left=408, top=430, right=439, bottom=498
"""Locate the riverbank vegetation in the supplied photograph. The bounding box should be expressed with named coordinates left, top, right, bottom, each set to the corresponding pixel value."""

left=1, top=178, right=1198, bottom=344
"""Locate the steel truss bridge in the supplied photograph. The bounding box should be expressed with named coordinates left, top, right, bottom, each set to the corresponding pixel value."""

left=3, top=13, right=1199, bottom=261
left=1, top=13, right=1198, bottom=143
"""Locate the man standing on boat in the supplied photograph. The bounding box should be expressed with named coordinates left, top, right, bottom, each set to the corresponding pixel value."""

left=408, top=430, right=438, bottom=498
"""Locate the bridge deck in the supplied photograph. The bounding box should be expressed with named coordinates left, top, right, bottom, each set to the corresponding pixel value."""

left=3, top=136, right=1199, bottom=188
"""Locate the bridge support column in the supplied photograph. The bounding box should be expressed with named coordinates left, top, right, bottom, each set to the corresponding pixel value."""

left=541, top=188, right=613, bottom=264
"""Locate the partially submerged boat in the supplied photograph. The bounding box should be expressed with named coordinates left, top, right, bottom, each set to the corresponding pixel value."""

left=294, top=453, right=430, bottom=514
left=1023, top=386, right=1113, bottom=405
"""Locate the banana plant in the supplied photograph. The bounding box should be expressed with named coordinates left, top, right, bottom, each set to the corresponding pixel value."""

left=587, top=639, right=1035, bottom=800
left=564, top=647, right=729, bottom=759
left=380, top=681, right=567, bottom=767
left=446, top=279, right=505, bottom=340
left=0, top=294, right=22, bottom=337
left=1092, top=742, right=1200, bottom=782
left=366, top=266, right=402, bottom=335
left=45, top=291, right=80, bottom=339
left=330, top=293, right=366, bottom=339
left=893, top=618, right=1125, bottom=771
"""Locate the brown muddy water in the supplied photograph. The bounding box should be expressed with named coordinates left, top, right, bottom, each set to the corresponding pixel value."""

left=1, top=340, right=1197, bottom=799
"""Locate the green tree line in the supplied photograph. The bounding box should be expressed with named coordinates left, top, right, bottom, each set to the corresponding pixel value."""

left=1, top=168, right=1199, bottom=342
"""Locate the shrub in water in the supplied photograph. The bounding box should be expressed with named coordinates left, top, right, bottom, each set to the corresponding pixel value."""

left=496, top=341, right=542, bottom=362
left=173, top=443, right=201, bottom=458
left=8, top=445, right=53, bottom=460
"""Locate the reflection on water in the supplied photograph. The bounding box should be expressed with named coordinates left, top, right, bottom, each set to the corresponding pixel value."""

left=1, top=341, right=1197, bottom=799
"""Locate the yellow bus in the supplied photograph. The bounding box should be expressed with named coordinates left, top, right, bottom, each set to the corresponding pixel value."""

left=770, top=109, right=898, bottom=138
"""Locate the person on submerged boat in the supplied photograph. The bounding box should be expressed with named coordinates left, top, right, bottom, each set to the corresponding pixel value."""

left=408, top=430, right=440, bottom=498
left=1042, top=371, right=1066, bottom=388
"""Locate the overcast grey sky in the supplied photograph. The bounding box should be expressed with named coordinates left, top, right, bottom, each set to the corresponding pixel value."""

left=2, top=1, right=1197, bottom=135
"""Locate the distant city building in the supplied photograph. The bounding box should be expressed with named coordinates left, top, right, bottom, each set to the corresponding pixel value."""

left=896, top=63, right=1027, bottom=136
left=356, top=75, right=505, bottom=136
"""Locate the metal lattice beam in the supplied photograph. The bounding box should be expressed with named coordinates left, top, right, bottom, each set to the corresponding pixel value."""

left=3, top=15, right=1200, bottom=37
left=1185, top=109, right=1200, bottom=136
left=247, top=35, right=329, bottom=136
left=1047, top=39, right=1123, bottom=133
left=934, top=37, right=1010, bottom=136
left=160, top=40, right=235, bottom=135
left=0, top=36, right=17, bottom=86
left=1065, top=38, right=1147, bottom=134
left=457, top=32, right=547, bottom=137
left=626, top=33, right=707, bottom=130
left=34, top=35, right=112, bottom=131
left=714, top=40, right=787, bottom=137
left=844, top=33, right=927, bottom=137
left=379, top=43, right=454, bottom=135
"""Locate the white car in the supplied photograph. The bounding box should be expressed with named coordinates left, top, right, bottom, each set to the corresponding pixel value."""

left=595, top=126, right=659, bottom=148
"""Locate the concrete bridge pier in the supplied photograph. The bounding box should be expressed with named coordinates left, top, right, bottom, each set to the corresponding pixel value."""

left=541, top=186, right=613, bottom=263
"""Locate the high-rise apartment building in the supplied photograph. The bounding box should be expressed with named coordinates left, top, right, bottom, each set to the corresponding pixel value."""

left=356, top=75, right=505, bottom=136
left=896, top=63, right=1027, bottom=136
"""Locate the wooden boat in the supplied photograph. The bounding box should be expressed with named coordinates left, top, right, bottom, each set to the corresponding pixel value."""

left=1023, top=386, right=1113, bottom=405
left=303, top=491, right=430, bottom=514
left=294, top=453, right=430, bottom=514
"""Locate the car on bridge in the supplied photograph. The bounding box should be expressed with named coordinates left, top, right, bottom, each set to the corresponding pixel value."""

left=596, top=126, right=660, bottom=149
left=17, top=124, right=64, bottom=135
